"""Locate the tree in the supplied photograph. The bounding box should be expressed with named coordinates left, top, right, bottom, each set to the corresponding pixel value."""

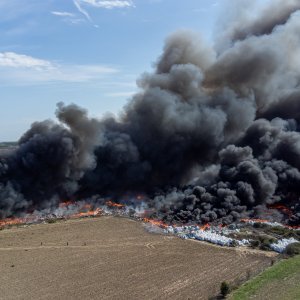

left=220, top=281, right=230, bottom=298
left=285, top=243, right=300, bottom=256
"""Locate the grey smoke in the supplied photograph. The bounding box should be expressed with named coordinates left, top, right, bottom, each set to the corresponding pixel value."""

left=0, top=103, right=100, bottom=218
left=224, top=0, right=300, bottom=43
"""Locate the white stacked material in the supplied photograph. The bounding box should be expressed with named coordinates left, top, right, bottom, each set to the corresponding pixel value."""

left=164, top=226, right=250, bottom=247
left=270, top=238, right=298, bottom=253
left=242, top=220, right=285, bottom=228
left=193, top=230, right=234, bottom=246
left=238, top=239, right=251, bottom=246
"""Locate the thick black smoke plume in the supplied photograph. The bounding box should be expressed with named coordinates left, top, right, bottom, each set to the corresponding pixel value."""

left=1, top=1, right=300, bottom=225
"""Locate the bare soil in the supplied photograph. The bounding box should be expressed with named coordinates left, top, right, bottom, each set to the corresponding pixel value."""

left=0, top=216, right=275, bottom=300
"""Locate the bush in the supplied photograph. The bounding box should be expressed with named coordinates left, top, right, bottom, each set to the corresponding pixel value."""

left=220, top=281, right=230, bottom=297
left=253, top=222, right=267, bottom=229
left=285, top=243, right=300, bottom=256
left=260, top=243, right=271, bottom=251
left=230, top=240, right=239, bottom=247
left=258, top=235, right=276, bottom=251
left=47, top=219, right=57, bottom=224
left=250, top=240, right=260, bottom=248
left=266, top=226, right=294, bottom=238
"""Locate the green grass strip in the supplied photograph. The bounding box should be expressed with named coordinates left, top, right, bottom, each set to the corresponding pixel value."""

left=230, top=255, right=300, bottom=300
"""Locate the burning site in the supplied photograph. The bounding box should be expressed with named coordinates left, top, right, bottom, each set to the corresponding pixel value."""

left=1, top=0, right=300, bottom=299
left=1, top=0, right=300, bottom=228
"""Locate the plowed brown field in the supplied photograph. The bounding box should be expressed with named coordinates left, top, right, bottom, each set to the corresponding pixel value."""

left=0, top=217, right=276, bottom=300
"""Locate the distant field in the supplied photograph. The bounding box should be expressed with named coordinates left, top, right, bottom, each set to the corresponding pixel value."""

left=0, top=142, right=17, bottom=156
left=0, top=142, right=17, bottom=147
left=229, top=255, right=300, bottom=300
left=0, top=217, right=275, bottom=300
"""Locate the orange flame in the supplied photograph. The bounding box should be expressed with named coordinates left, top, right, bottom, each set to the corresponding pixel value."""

left=241, top=218, right=269, bottom=224
left=0, top=217, right=27, bottom=227
left=268, top=204, right=293, bottom=217
left=105, top=201, right=125, bottom=209
left=199, top=223, right=211, bottom=230
left=0, top=213, right=42, bottom=228
left=0, top=204, right=102, bottom=228
left=289, top=225, right=300, bottom=230
left=82, top=203, right=92, bottom=210
left=70, top=207, right=102, bottom=219
left=59, top=201, right=74, bottom=208
left=143, top=218, right=168, bottom=228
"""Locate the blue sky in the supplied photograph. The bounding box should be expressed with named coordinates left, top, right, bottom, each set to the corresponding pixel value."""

left=0, top=0, right=267, bottom=141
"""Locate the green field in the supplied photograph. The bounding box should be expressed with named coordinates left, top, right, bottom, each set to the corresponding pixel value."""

left=0, top=142, right=17, bottom=147
left=229, top=255, right=300, bottom=300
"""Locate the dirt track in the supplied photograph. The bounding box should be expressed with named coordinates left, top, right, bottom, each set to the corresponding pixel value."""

left=0, top=217, right=275, bottom=299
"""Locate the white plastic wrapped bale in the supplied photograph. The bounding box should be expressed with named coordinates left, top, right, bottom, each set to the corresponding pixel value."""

left=165, top=226, right=245, bottom=247
left=243, top=220, right=285, bottom=228
left=237, top=239, right=251, bottom=246
left=270, top=238, right=299, bottom=253
left=193, top=230, right=234, bottom=246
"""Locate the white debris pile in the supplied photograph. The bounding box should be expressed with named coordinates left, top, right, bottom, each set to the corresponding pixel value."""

left=270, top=238, right=299, bottom=253
left=242, top=220, right=285, bottom=228
left=164, top=225, right=250, bottom=247
left=193, top=230, right=234, bottom=246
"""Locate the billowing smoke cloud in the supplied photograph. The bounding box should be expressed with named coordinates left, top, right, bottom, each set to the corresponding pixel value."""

left=0, top=103, right=101, bottom=218
left=229, top=0, right=300, bottom=41
left=1, top=0, right=300, bottom=225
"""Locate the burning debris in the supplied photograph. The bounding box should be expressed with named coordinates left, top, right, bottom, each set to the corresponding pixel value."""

left=1, top=1, right=300, bottom=230
left=1, top=199, right=299, bottom=254
left=144, top=219, right=300, bottom=253
left=0, top=200, right=132, bottom=229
